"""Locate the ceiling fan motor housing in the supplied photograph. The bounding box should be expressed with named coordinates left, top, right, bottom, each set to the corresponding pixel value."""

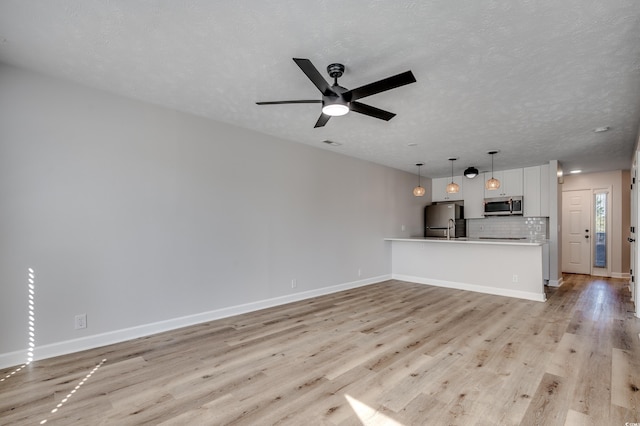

left=327, top=63, right=345, bottom=79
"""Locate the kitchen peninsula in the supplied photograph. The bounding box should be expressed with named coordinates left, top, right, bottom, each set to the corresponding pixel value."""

left=385, top=237, right=547, bottom=302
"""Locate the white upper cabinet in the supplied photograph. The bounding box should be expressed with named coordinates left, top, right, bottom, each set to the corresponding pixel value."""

left=484, top=168, right=523, bottom=198
left=432, top=176, right=464, bottom=202
left=523, top=164, right=550, bottom=217
left=540, top=164, right=550, bottom=216
left=462, top=174, right=485, bottom=218
left=523, top=166, right=540, bottom=216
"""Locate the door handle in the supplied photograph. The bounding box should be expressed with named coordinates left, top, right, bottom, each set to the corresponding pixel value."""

left=629, top=237, right=636, bottom=243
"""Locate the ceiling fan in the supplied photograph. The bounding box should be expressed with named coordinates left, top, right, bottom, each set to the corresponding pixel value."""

left=256, top=58, right=416, bottom=128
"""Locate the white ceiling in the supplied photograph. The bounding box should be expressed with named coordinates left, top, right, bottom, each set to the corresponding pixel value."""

left=1, top=1, right=639, bottom=178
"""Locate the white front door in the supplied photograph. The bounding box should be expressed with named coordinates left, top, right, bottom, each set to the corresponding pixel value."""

left=562, top=189, right=592, bottom=274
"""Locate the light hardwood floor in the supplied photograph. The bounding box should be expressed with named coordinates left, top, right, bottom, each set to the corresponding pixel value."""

left=1, top=275, right=639, bottom=425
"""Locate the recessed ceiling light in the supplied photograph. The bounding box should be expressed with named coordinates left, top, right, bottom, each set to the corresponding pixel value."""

left=593, top=126, right=610, bottom=133
left=407, top=143, right=417, bottom=147
left=322, top=140, right=342, bottom=147
left=569, top=170, right=582, bottom=174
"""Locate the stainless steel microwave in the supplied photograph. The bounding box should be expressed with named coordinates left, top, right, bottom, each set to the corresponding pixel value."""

left=483, top=196, right=523, bottom=216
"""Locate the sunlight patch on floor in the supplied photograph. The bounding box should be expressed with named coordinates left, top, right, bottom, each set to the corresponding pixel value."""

left=39, top=359, right=107, bottom=424
left=345, top=394, right=404, bottom=426
left=1, top=268, right=36, bottom=383
left=27, top=267, right=35, bottom=363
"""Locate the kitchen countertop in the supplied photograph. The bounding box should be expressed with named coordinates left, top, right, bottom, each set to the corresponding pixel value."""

left=384, top=237, right=547, bottom=246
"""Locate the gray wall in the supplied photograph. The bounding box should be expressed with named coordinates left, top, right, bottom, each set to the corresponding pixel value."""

left=0, top=64, right=424, bottom=364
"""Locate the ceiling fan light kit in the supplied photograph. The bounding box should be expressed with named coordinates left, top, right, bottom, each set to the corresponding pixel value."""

left=257, top=58, right=416, bottom=128
left=322, top=102, right=349, bottom=116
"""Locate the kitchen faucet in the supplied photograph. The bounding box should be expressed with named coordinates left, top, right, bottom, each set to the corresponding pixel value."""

left=447, top=218, right=455, bottom=240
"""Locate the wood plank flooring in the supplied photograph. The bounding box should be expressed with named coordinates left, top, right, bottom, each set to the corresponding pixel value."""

left=1, top=274, right=639, bottom=425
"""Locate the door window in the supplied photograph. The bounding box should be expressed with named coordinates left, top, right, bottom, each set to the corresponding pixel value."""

left=594, top=192, right=607, bottom=268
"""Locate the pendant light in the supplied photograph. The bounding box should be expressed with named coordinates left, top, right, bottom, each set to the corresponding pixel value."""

left=446, top=158, right=459, bottom=193
left=464, top=166, right=479, bottom=178
left=413, top=163, right=425, bottom=197
left=485, top=150, right=501, bottom=190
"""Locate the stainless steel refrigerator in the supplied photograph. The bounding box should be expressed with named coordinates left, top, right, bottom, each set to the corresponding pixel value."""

left=424, top=203, right=466, bottom=238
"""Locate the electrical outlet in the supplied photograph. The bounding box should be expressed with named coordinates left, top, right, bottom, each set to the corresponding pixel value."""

left=512, top=275, right=519, bottom=283
left=291, top=279, right=297, bottom=289
left=75, top=314, right=87, bottom=330
left=358, top=268, right=362, bottom=277
left=401, top=225, right=406, bottom=231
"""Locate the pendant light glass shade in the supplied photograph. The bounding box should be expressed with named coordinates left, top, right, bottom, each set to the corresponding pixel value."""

left=446, top=158, right=459, bottom=194
left=413, top=163, right=425, bottom=197
left=486, top=177, right=501, bottom=190
left=485, top=151, right=501, bottom=190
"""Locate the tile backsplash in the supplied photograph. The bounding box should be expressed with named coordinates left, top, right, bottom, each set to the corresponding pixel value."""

left=467, top=216, right=548, bottom=240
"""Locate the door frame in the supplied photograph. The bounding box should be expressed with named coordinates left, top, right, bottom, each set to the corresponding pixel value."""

left=632, top=155, right=639, bottom=317
left=591, top=186, right=612, bottom=278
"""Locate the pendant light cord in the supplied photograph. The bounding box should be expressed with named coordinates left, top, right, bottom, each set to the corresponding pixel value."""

left=450, top=159, right=454, bottom=183
left=491, top=153, right=494, bottom=178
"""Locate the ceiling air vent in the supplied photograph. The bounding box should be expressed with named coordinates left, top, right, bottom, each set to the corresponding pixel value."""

left=322, top=140, right=342, bottom=147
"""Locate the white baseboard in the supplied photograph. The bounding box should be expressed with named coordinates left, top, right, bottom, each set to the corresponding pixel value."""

left=0, top=275, right=390, bottom=370
left=612, top=272, right=631, bottom=279
left=392, top=274, right=546, bottom=302
left=547, top=277, right=564, bottom=288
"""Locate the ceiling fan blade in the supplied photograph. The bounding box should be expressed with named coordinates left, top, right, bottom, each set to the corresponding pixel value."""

left=346, top=71, right=416, bottom=101
left=256, top=100, right=321, bottom=105
left=314, top=113, right=331, bottom=128
left=350, top=102, right=396, bottom=121
left=293, top=58, right=334, bottom=96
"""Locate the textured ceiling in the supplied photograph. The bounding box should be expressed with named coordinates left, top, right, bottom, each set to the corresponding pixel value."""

left=1, top=1, right=640, bottom=178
